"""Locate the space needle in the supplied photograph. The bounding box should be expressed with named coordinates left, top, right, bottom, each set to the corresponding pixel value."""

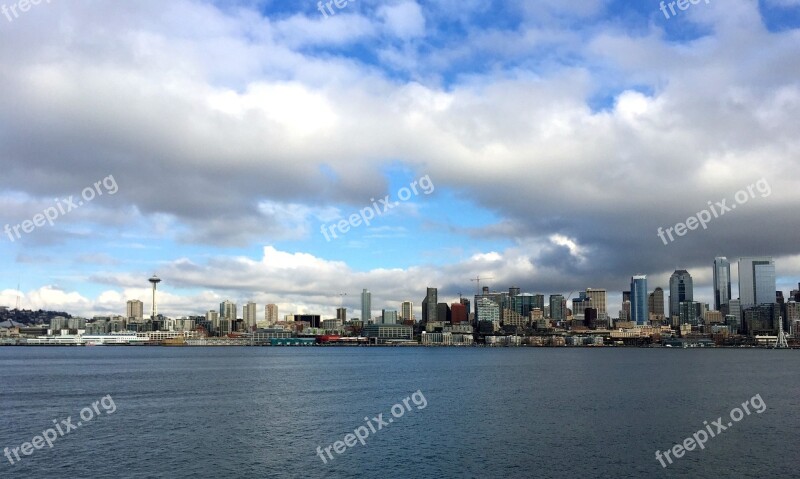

left=149, top=274, right=161, bottom=321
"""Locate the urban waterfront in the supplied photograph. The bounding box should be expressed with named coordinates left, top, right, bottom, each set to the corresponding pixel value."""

left=1, top=347, right=797, bottom=478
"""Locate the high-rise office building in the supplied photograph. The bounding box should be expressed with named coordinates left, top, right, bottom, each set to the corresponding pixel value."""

left=586, top=288, right=607, bottom=318
left=437, top=303, right=451, bottom=323
left=679, top=301, right=703, bottom=326
left=220, top=300, right=237, bottom=321
left=336, top=307, right=347, bottom=322
left=476, top=297, right=500, bottom=326
left=648, top=287, right=665, bottom=317
left=422, top=288, right=437, bottom=323
left=361, top=289, right=372, bottom=323
left=459, top=297, right=471, bottom=319
left=126, top=300, right=144, bottom=322
left=669, top=270, right=693, bottom=319
left=242, top=301, right=257, bottom=330
left=549, top=294, right=565, bottom=321
left=571, top=293, right=590, bottom=320
left=631, top=275, right=648, bottom=326
left=738, top=257, right=776, bottom=307
left=620, top=301, right=631, bottom=321
left=512, top=293, right=536, bottom=317
left=400, top=301, right=413, bottom=322
left=266, top=304, right=279, bottom=325
left=509, top=287, right=520, bottom=297
left=205, top=310, right=219, bottom=330
left=713, top=257, right=732, bottom=311
left=381, top=309, right=398, bottom=325
left=451, top=302, right=467, bottom=324
left=532, top=294, right=545, bottom=312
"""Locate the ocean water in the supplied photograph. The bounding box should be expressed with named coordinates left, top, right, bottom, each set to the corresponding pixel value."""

left=0, top=347, right=798, bottom=478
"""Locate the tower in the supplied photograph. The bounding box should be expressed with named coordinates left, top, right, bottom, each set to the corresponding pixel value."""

left=738, top=257, right=776, bottom=307
left=669, top=270, right=693, bottom=319
left=631, top=275, right=648, bottom=326
left=713, top=257, right=731, bottom=311
left=361, top=289, right=372, bottom=323
left=148, top=275, right=161, bottom=320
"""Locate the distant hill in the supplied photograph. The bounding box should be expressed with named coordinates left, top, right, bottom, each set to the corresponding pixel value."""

left=0, top=309, right=73, bottom=326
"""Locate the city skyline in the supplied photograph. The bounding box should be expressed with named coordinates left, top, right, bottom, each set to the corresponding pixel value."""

left=17, top=255, right=795, bottom=323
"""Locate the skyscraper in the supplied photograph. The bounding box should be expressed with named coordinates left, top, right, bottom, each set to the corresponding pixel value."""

left=437, top=303, right=451, bottom=323
left=361, top=289, right=372, bottom=322
left=126, top=299, right=144, bottom=322
left=242, top=301, right=257, bottom=330
left=336, top=307, right=347, bottom=322
left=205, top=310, right=219, bottom=330
left=669, top=270, right=693, bottom=319
left=549, top=294, right=565, bottom=321
left=586, top=288, right=607, bottom=318
left=266, top=304, right=279, bottom=325
left=630, top=275, right=648, bottom=326
left=648, top=287, right=665, bottom=317
left=738, top=257, right=776, bottom=307
left=422, top=287, right=437, bottom=323
left=713, top=257, right=732, bottom=311
left=220, top=300, right=237, bottom=321
left=381, top=309, right=398, bottom=325
left=401, top=301, right=413, bottom=322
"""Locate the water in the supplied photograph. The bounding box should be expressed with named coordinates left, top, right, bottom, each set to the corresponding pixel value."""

left=0, top=347, right=798, bottom=478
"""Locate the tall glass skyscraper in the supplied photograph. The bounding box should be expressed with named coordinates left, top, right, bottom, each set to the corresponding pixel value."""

left=669, top=270, right=693, bottom=319
left=361, top=289, right=372, bottom=323
left=713, top=257, right=731, bottom=311
left=422, top=287, right=438, bottom=323
left=630, top=275, right=648, bottom=325
left=738, top=257, right=776, bottom=307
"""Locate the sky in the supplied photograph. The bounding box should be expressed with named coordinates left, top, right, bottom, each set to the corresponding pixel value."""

left=1, top=0, right=799, bottom=320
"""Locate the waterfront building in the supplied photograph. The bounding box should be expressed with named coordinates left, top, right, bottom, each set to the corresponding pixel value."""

left=362, top=324, right=414, bottom=342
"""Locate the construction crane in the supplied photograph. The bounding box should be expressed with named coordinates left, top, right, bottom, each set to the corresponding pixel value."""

left=470, top=275, right=494, bottom=295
